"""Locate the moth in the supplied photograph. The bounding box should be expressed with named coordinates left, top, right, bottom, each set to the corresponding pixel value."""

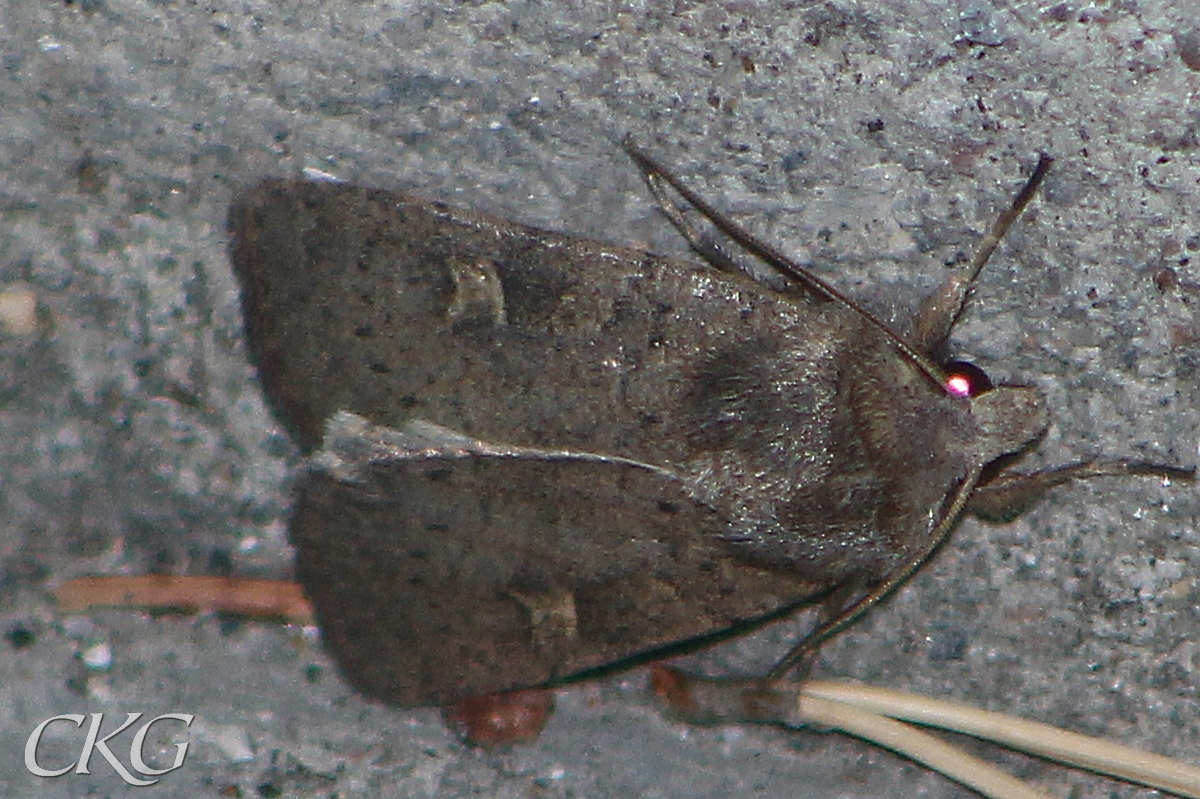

left=227, top=140, right=1190, bottom=710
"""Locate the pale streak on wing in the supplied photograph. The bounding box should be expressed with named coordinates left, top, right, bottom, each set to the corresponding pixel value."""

left=312, top=410, right=681, bottom=485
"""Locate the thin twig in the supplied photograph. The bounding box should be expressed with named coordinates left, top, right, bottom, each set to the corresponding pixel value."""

left=55, top=575, right=314, bottom=624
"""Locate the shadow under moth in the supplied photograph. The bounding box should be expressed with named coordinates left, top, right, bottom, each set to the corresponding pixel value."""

left=225, top=140, right=1191, bottom=732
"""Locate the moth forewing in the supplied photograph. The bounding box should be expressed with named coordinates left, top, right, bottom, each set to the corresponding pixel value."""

left=291, top=414, right=829, bottom=706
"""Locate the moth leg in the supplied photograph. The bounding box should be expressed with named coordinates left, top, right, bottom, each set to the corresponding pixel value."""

left=763, top=462, right=990, bottom=681
left=628, top=155, right=772, bottom=287
left=759, top=458, right=1193, bottom=682
left=911, top=155, right=1053, bottom=355
left=651, top=666, right=798, bottom=727
left=761, top=581, right=862, bottom=683
left=763, top=458, right=1194, bottom=680
left=623, top=135, right=794, bottom=291
left=622, top=136, right=945, bottom=386
left=966, top=460, right=1195, bottom=523
left=764, top=577, right=914, bottom=682
left=623, top=134, right=878, bottom=308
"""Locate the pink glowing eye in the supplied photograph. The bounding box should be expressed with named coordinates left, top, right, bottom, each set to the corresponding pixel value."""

left=943, top=360, right=993, bottom=398
left=945, top=374, right=972, bottom=397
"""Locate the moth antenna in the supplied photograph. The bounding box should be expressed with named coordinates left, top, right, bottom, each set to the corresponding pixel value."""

left=913, top=154, right=1053, bottom=354
left=622, top=135, right=948, bottom=391
left=968, top=459, right=1196, bottom=522
left=768, top=455, right=1195, bottom=679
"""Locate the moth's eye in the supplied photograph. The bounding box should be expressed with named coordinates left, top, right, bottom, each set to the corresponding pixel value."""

left=943, top=360, right=993, bottom=398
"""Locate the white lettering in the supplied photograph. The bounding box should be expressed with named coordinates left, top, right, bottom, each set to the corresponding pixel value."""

left=25, top=712, right=194, bottom=786
left=24, top=714, right=86, bottom=777
left=129, top=713, right=193, bottom=776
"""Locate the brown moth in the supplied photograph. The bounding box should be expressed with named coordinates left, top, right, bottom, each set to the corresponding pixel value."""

left=227, top=140, right=1190, bottom=710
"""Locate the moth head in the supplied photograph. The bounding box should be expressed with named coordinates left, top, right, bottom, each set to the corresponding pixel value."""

left=936, top=359, right=1048, bottom=464
left=965, top=382, right=1049, bottom=465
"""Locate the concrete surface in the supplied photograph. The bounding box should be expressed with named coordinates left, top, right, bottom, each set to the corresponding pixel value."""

left=1, top=0, right=1198, bottom=797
